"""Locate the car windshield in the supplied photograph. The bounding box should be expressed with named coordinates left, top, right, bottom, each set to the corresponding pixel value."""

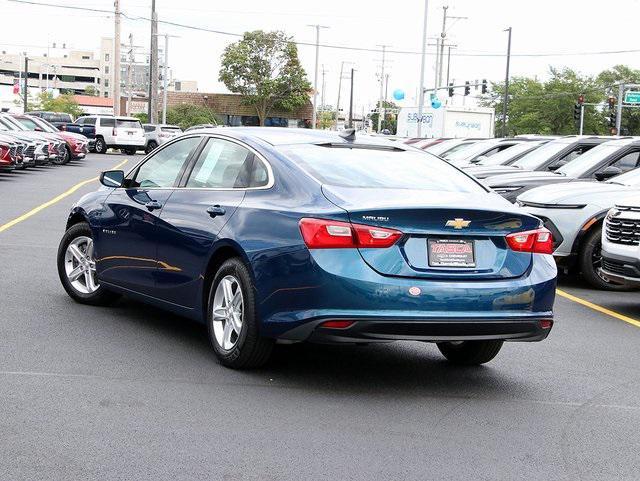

left=477, top=142, right=543, bottom=166
left=444, top=140, right=500, bottom=162
left=116, top=119, right=142, bottom=129
left=16, top=117, right=40, bottom=131
left=608, top=167, right=640, bottom=186
left=557, top=143, right=627, bottom=177
left=282, top=144, right=486, bottom=193
left=30, top=117, right=58, bottom=132
left=1, top=116, right=26, bottom=131
left=512, top=141, right=573, bottom=170
left=426, top=140, right=472, bottom=156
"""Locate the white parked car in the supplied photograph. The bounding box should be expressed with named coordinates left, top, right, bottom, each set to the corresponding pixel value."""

left=600, top=198, right=640, bottom=289
left=77, top=115, right=145, bottom=154
left=142, top=124, right=182, bottom=154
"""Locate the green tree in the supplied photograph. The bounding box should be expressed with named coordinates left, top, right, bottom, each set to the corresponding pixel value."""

left=133, top=112, right=149, bottom=124
left=481, top=67, right=606, bottom=136
left=318, top=110, right=335, bottom=130
left=84, top=85, right=98, bottom=97
left=219, top=30, right=312, bottom=126
left=38, top=92, right=83, bottom=118
left=166, top=103, right=221, bottom=129
left=370, top=100, right=398, bottom=134
left=597, top=65, right=640, bottom=135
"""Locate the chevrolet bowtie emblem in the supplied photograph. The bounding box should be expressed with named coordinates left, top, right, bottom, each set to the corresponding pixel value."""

left=446, top=218, right=471, bottom=229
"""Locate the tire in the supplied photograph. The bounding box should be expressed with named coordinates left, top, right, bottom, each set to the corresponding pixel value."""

left=437, top=340, right=503, bottom=365
left=207, top=258, right=273, bottom=369
left=94, top=137, right=107, bottom=154
left=57, top=222, right=119, bottom=306
left=124, top=148, right=137, bottom=156
left=579, top=225, right=628, bottom=291
left=62, top=145, right=71, bottom=164
left=145, top=141, right=158, bottom=154
left=51, top=151, right=65, bottom=165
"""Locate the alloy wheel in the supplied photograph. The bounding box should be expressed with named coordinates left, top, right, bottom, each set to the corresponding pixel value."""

left=64, top=236, right=99, bottom=294
left=212, top=275, right=244, bottom=350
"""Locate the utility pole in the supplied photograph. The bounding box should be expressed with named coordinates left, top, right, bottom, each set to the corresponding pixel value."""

left=23, top=56, right=28, bottom=113
left=501, top=27, right=512, bottom=138
left=334, top=61, right=352, bottom=130
left=579, top=104, right=585, bottom=135
left=113, top=0, right=122, bottom=115
left=348, top=68, right=355, bottom=129
left=308, top=25, right=328, bottom=129
left=320, top=65, right=327, bottom=113
left=148, top=0, right=159, bottom=123
left=417, top=0, right=429, bottom=137
left=377, top=45, right=388, bottom=132
left=437, top=7, right=466, bottom=89
left=616, top=83, right=624, bottom=133
left=126, top=33, right=134, bottom=117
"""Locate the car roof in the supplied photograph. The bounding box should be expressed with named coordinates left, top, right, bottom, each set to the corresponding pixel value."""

left=194, top=127, right=405, bottom=148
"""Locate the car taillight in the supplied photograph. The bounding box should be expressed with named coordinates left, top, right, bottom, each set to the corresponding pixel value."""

left=299, top=218, right=403, bottom=249
left=506, top=227, right=553, bottom=254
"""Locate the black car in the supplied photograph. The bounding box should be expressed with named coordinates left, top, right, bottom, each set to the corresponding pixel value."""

left=468, top=136, right=613, bottom=181
left=487, top=138, right=640, bottom=202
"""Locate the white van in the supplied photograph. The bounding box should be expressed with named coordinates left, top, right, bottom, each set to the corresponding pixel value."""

left=77, top=115, right=146, bottom=154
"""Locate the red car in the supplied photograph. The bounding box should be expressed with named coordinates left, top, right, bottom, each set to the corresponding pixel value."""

left=13, top=115, right=90, bottom=163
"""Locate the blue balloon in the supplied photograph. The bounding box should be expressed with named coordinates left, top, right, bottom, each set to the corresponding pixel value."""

left=392, top=89, right=405, bottom=101
left=431, top=98, right=442, bottom=109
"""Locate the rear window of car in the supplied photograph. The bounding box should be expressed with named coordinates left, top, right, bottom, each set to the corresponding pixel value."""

left=144, top=125, right=155, bottom=132
left=281, top=144, right=487, bottom=193
left=161, top=126, right=181, bottom=133
left=100, top=117, right=115, bottom=127
left=116, top=119, right=142, bottom=129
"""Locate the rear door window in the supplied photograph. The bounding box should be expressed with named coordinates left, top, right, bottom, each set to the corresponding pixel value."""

left=100, top=117, right=115, bottom=127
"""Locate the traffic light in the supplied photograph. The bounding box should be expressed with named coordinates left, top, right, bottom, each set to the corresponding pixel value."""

left=609, top=112, right=616, bottom=127
left=448, top=82, right=454, bottom=97
left=464, top=81, right=470, bottom=96
left=573, top=103, right=581, bottom=122
left=481, top=79, right=488, bottom=94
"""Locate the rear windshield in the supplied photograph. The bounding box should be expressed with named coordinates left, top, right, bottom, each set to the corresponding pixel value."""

left=161, top=126, right=182, bottom=133
left=116, top=119, right=142, bottom=129
left=44, top=113, right=72, bottom=123
left=281, top=144, right=486, bottom=193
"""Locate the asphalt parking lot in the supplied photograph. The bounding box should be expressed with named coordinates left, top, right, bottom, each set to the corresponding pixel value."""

left=1, top=153, right=639, bottom=481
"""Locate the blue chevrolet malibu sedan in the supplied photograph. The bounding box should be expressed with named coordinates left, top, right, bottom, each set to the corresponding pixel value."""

left=57, top=128, right=557, bottom=369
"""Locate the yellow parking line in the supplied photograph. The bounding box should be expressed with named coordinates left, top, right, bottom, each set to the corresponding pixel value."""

left=557, top=288, right=640, bottom=329
left=0, top=159, right=129, bottom=233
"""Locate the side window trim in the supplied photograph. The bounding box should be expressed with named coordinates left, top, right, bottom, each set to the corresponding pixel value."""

left=177, top=134, right=274, bottom=190
left=124, top=134, right=205, bottom=188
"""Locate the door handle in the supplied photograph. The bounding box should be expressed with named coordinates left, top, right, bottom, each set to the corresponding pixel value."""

left=145, top=200, right=163, bottom=211
left=207, top=205, right=226, bottom=217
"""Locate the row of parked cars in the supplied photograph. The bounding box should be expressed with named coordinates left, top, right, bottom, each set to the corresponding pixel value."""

left=0, top=112, right=91, bottom=171
left=30, top=111, right=183, bottom=155
left=406, top=135, right=640, bottom=291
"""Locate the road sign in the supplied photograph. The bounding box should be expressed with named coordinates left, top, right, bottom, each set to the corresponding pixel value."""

left=624, top=91, right=640, bottom=104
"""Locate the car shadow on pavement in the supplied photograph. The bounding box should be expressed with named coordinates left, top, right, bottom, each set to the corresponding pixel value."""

left=111, top=296, right=530, bottom=399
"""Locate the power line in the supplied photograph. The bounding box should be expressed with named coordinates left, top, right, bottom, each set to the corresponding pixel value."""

left=9, top=0, right=640, bottom=59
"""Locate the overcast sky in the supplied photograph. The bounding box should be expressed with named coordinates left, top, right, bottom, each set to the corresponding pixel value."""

left=2, top=0, right=640, bottom=114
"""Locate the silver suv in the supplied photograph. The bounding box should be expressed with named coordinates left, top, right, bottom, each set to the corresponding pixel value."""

left=143, top=124, right=182, bottom=154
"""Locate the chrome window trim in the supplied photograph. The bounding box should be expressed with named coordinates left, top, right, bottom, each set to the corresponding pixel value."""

left=124, top=132, right=275, bottom=191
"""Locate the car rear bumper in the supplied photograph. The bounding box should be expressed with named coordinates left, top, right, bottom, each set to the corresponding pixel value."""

left=280, top=317, right=553, bottom=343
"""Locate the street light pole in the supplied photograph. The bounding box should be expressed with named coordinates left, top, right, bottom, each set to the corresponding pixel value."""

left=377, top=44, right=388, bottom=132
left=23, top=56, right=29, bottom=113
left=348, top=68, right=355, bottom=129
left=501, top=27, right=512, bottom=138
left=417, top=0, right=429, bottom=137
left=308, top=25, right=328, bottom=129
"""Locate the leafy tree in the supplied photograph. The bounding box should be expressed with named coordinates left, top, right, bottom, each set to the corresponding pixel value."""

left=370, top=100, right=398, bottom=134
left=37, top=92, right=83, bottom=118
left=318, top=110, right=335, bottom=130
left=133, top=112, right=148, bottom=124
left=482, top=67, right=606, bottom=136
left=84, top=85, right=98, bottom=97
left=166, top=103, right=221, bottom=129
left=597, top=65, right=640, bottom=135
left=219, top=30, right=312, bottom=126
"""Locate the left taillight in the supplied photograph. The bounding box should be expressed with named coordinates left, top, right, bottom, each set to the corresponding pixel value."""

left=298, top=218, right=402, bottom=249
left=506, top=227, right=553, bottom=254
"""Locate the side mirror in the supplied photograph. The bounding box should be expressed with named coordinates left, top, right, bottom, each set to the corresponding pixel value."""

left=34, top=127, right=43, bottom=132
left=548, top=163, right=562, bottom=171
left=100, top=170, right=124, bottom=188
left=595, top=166, right=622, bottom=181
left=473, top=155, right=488, bottom=164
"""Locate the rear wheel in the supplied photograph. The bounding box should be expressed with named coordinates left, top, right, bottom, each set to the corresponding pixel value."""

left=57, top=222, right=119, bottom=305
left=207, top=258, right=273, bottom=369
left=94, top=137, right=107, bottom=154
left=124, top=148, right=137, bottom=156
left=437, top=340, right=503, bottom=365
left=579, top=225, right=628, bottom=291
left=145, top=141, right=158, bottom=154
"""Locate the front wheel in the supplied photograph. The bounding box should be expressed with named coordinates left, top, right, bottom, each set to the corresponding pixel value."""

left=579, top=225, right=628, bottom=291
left=207, top=258, right=273, bottom=369
left=124, top=148, right=137, bottom=156
left=437, top=340, right=503, bottom=365
left=57, top=222, right=119, bottom=305
left=145, top=141, right=158, bottom=154
left=62, top=145, right=71, bottom=164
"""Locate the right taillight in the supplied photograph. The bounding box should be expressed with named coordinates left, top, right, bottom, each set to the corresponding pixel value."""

left=506, top=227, right=553, bottom=254
left=299, top=218, right=403, bottom=249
